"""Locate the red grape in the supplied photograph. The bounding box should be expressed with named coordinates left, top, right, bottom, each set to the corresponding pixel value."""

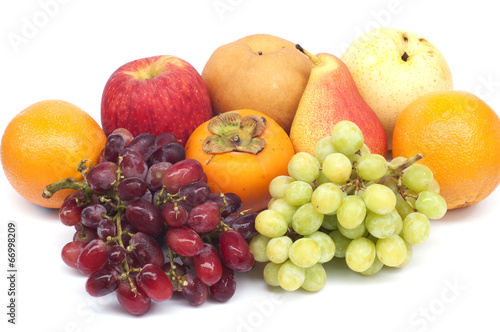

left=61, top=241, right=86, bottom=269
left=112, top=128, right=133, bottom=146
left=181, top=273, right=208, bottom=306
left=86, top=267, right=119, bottom=297
left=97, top=219, right=117, bottom=239
left=59, top=194, right=85, bottom=226
left=165, top=226, right=203, bottom=257
left=108, top=245, right=126, bottom=266
left=136, top=264, right=173, bottom=302
left=149, top=143, right=186, bottom=165
left=117, top=177, right=147, bottom=202
left=179, top=181, right=211, bottom=206
left=119, top=148, right=148, bottom=180
left=208, top=192, right=242, bottom=218
left=145, top=162, right=172, bottom=191
left=224, top=213, right=258, bottom=241
left=81, top=204, right=107, bottom=228
left=193, top=244, right=222, bottom=286
left=73, top=227, right=99, bottom=243
left=161, top=202, right=188, bottom=227
left=129, top=232, right=165, bottom=267
left=155, top=132, right=177, bottom=148
left=77, top=239, right=110, bottom=275
left=219, top=230, right=254, bottom=272
left=162, top=159, right=204, bottom=193
left=105, top=133, right=126, bottom=163
left=126, top=199, right=164, bottom=236
left=86, top=162, right=118, bottom=192
left=209, top=265, right=236, bottom=302
left=116, top=279, right=151, bottom=316
left=128, top=133, right=157, bottom=161
left=187, top=201, right=221, bottom=233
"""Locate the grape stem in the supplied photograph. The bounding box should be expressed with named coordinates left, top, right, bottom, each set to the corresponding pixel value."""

left=42, top=177, right=85, bottom=198
left=388, top=153, right=425, bottom=177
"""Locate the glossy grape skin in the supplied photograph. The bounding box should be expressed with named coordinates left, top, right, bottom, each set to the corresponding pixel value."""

left=129, top=232, right=165, bottom=267
left=178, top=181, right=211, bottom=206
left=155, top=132, right=177, bottom=148
left=117, top=177, right=148, bottom=202
left=128, top=133, right=157, bottom=161
left=209, top=265, right=236, bottom=302
left=162, top=262, right=187, bottom=292
left=193, top=244, right=223, bottom=286
left=149, top=142, right=186, bottom=165
left=187, top=201, right=221, bottom=233
left=86, top=162, right=118, bottom=192
left=224, top=213, right=258, bottom=241
left=207, top=193, right=242, bottom=218
left=111, top=128, right=133, bottom=146
left=59, top=194, right=86, bottom=226
left=77, top=239, right=110, bottom=275
left=108, top=245, right=126, bottom=266
left=136, top=264, right=174, bottom=302
left=119, top=148, right=148, bottom=180
left=219, top=230, right=255, bottom=272
left=161, top=202, right=188, bottom=227
left=126, top=199, right=164, bottom=236
left=116, top=279, right=151, bottom=316
left=105, top=133, right=126, bottom=163
left=162, top=159, right=204, bottom=194
left=145, top=162, right=172, bottom=191
left=73, top=227, right=98, bottom=243
left=181, top=273, right=208, bottom=306
left=85, top=267, right=119, bottom=297
left=165, top=226, right=204, bottom=257
left=81, top=204, right=107, bottom=228
left=61, top=241, right=87, bottom=269
left=97, top=219, right=117, bottom=239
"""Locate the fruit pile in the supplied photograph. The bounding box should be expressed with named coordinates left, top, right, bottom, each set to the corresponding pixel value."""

left=251, top=121, right=447, bottom=291
left=44, top=128, right=257, bottom=315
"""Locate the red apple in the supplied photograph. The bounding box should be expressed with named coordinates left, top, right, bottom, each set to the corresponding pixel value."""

left=101, top=55, right=212, bottom=145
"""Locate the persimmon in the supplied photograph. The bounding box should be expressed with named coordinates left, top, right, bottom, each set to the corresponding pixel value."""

left=185, top=109, right=295, bottom=213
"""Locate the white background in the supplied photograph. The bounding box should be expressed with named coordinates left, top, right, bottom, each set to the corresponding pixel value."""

left=1, top=1, right=499, bottom=331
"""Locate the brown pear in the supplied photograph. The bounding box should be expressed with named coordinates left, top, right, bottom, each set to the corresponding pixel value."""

left=290, top=45, right=387, bottom=157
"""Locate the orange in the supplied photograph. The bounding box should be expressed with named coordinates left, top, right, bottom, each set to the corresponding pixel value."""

left=1, top=100, right=106, bottom=209
left=392, top=90, right=500, bottom=210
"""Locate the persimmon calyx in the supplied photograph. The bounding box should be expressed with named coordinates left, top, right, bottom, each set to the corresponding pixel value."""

left=203, top=113, right=267, bottom=154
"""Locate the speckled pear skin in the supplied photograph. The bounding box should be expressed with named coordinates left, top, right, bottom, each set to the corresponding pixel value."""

left=290, top=50, right=388, bottom=157
left=341, top=28, right=453, bottom=147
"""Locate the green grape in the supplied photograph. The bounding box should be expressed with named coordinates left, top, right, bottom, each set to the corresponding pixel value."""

left=269, top=175, right=295, bottom=199
left=268, top=198, right=298, bottom=226
left=402, top=163, right=434, bottom=193
left=311, top=183, right=343, bottom=215
left=322, top=214, right=338, bottom=230
left=305, top=231, right=336, bottom=263
left=427, top=179, right=441, bottom=194
left=337, top=195, right=366, bottom=229
left=301, top=263, right=327, bottom=292
left=379, top=176, right=399, bottom=195
left=337, top=220, right=367, bottom=239
left=360, top=256, right=384, bottom=276
left=402, top=212, right=430, bottom=245
left=392, top=209, right=404, bottom=235
left=284, top=181, right=313, bottom=206
left=316, top=170, right=332, bottom=185
left=263, top=262, right=282, bottom=287
left=328, top=230, right=352, bottom=258
left=266, top=236, right=293, bottom=264
left=376, top=234, right=407, bottom=267
left=415, top=190, right=447, bottom=219
left=278, top=260, right=305, bottom=291
left=322, top=153, right=352, bottom=184
left=249, top=234, right=270, bottom=262
left=347, top=144, right=371, bottom=163
left=395, top=240, right=413, bottom=268
left=331, top=120, right=364, bottom=155
left=314, top=136, right=338, bottom=164
left=363, top=184, right=397, bottom=215
left=287, top=152, right=321, bottom=183
left=355, top=154, right=388, bottom=181
left=395, top=194, right=415, bottom=220
left=291, top=203, right=324, bottom=236
left=288, top=238, right=321, bottom=268
left=255, top=209, right=288, bottom=238
left=345, top=237, right=376, bottom=272
left=365, top=210, right=396, bottom=239
left=390, top=156, right=407, bottom=166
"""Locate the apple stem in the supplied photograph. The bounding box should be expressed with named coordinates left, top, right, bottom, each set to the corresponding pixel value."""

left=295, top=44, right=320, bottom=65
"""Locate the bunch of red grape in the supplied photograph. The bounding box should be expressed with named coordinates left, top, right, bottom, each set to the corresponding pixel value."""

left=49, top=128, right=257, bottom=316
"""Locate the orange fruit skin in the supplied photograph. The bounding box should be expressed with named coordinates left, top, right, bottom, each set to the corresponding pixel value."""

left=1, top=100, right=106, bottom=209
left=392, top=90, right=500, bottom=210
left=185, top=109, right=295, bottom=213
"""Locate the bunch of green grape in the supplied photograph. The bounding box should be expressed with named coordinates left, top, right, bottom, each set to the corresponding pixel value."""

left=250, top=120, right=447, bottom=292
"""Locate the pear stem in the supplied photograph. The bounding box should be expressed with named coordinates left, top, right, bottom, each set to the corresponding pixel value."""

left=295, top=44, right=320, bottom=66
